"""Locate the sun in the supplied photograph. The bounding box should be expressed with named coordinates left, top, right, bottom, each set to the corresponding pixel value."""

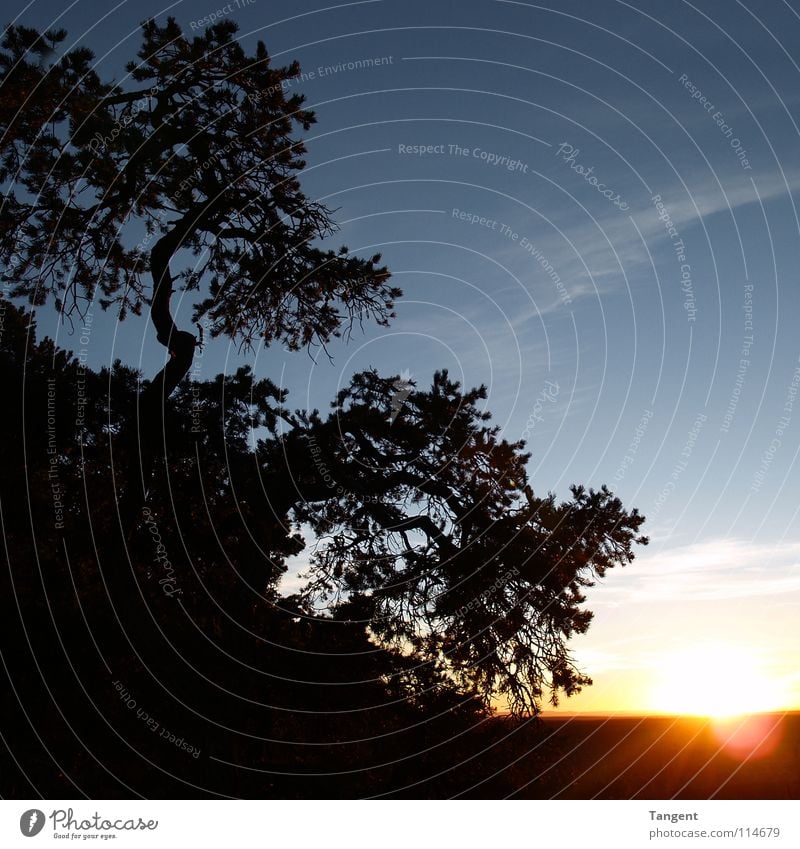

left=649, top=643, right=785, bottom=717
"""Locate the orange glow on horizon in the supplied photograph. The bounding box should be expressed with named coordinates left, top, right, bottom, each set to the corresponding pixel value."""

left=648, top=644, right=788, bottom=718
left=496, top=641, right=800, bottom=717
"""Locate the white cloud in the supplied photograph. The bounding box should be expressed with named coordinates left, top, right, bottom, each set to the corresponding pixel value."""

left=593, top=537, right=800, bottom=605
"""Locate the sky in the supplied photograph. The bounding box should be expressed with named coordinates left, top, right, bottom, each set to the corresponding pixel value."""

left=7, top=0, right=800, bottom=714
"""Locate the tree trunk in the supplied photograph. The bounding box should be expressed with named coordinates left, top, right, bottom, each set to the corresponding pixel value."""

left=122, top=224, right=197, bottom=525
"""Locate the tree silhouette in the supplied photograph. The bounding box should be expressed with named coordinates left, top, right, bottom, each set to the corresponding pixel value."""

left=0, top=301, right=538, bottom=798
left=265, top=369, right=648, bottom=715
left=0, top=19, right=398, bottom=448
left=0, top=294, right=646, bottom=796
left=1, top=17, right=649, bottom=794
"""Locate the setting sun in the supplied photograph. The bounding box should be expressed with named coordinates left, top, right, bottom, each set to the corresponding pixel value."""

left=649, top=644, right=786, bottom=717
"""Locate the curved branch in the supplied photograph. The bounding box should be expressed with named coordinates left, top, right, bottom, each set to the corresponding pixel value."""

left=136, top=202, right=222, bottom=447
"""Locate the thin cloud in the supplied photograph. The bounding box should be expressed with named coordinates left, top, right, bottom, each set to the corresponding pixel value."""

left=593, top=538, right=800, bottom=605
left=497, top=165, right=800, bottom=318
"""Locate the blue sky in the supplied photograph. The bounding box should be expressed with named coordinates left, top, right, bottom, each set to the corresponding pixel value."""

left=8, top=0, right=800, bottom=712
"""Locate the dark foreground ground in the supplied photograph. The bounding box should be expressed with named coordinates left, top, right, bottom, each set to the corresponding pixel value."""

left=2, top=709, right=797, bottom=799
left=494, top=712, right=800, bottom=799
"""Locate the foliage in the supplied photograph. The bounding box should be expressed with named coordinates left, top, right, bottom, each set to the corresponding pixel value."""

left=264, top=369, right=648, bottom=715
left=0, top=17, right=647, bottom=796
left=0, top=18, right=398, bottom=348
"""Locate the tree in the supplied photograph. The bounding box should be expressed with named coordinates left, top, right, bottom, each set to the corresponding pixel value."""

left=0, top=301, right=524, bottom=799
left=263, top=369, right=648, bottom=716
left=0, top=300, right=645, bottom=793
left=0, top=19, right=399, bottom=439
left=1, top=15, right=648, bottom=782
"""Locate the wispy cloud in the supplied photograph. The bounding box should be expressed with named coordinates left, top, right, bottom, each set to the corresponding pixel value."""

left=593, top=537, right=800, bottom=605
left=496, top=165, right=800, bottom=318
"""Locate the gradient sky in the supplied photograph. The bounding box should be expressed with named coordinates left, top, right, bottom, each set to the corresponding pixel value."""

left=8, top=0, right=800, bottom=713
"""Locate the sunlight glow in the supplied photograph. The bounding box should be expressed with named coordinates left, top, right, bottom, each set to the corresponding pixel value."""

left=649, top=644, right=786, bottom=718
